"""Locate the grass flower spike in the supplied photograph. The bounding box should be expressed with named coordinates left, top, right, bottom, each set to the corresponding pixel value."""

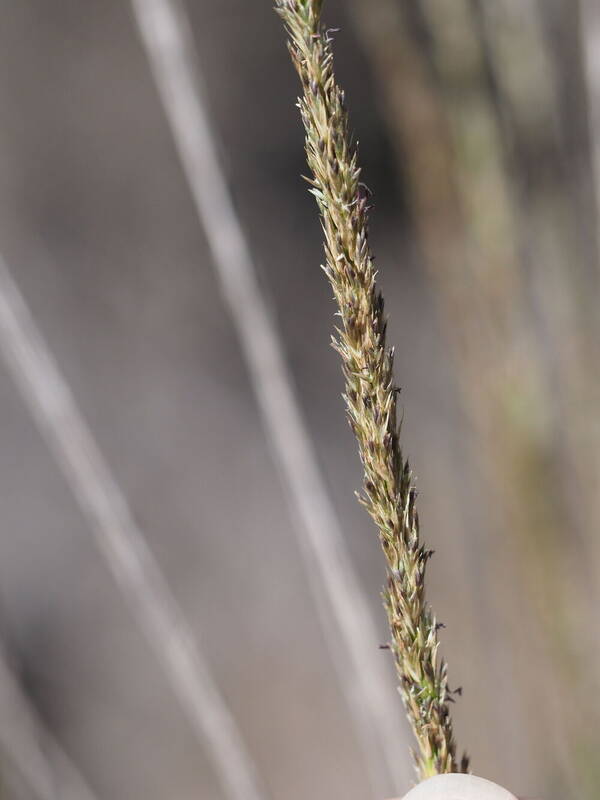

left=274, top=0, right=469, bottom=779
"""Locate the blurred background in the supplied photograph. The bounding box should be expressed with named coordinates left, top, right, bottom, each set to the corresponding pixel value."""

left=0, top=1, right=598, bottom=799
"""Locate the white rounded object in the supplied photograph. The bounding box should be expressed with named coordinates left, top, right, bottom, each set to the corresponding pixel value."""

left=400, top=774, right=518, bottom=800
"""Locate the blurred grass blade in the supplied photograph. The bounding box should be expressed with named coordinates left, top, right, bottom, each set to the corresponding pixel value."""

left=0, top=643, right=98, bottom=800
left=0, top=254, right=267, bottom=800
left=129, top=0, right=412, bottom=794
left=580, top=0, right=600, bottom=252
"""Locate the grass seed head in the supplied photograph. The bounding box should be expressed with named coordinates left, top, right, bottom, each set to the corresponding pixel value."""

left=275, top=0, right=469, bottom=779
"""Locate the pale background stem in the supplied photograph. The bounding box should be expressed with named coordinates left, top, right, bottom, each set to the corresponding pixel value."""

left=0, top=254, right=267, bottom=800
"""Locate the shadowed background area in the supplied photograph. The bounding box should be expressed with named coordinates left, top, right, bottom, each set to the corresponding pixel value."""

left=0, top=1, right=598, bottom=799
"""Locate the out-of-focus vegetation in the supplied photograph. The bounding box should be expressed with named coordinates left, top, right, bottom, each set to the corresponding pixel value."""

left=350, top=1, right=600, bottom=797
left=0, top=2, right=598, bottom=800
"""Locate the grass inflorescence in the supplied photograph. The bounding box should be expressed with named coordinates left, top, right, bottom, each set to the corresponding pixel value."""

left=274, top=0, right=468, bottom=779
